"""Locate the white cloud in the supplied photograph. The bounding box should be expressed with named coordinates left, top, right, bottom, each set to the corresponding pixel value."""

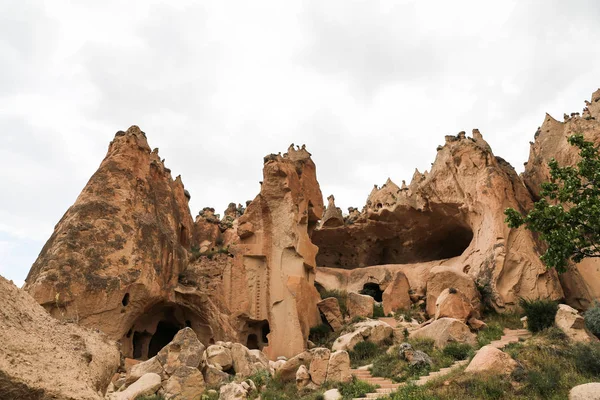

left=1, top=0, right=599, bottom=284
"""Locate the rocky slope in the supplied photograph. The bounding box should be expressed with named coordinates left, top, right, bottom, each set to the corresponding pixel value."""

left=0, top=276, right=119, bottom=399
left=314, top=129, right=564, bottom=312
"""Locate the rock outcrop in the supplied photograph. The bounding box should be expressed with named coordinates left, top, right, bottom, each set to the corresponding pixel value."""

left=0, top=276, right=120, bottom=399
left=24, top=126, right=235, bottom=359
left=555, top=304, right=599, bottom=343
left=409, top=318, right=476, bottom=348
left=523, top=89, right=600, bottom=309
left=464, top=346, right=517, bottom=375
left=315, top=129, right=565, bottom=312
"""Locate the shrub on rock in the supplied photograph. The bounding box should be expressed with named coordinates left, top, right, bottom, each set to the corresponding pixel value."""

left=520, top=298, right=558, bottom=333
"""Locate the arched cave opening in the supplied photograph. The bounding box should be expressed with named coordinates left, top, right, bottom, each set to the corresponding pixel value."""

left=247, top=334, right=259, bottom=350
left=360, top=283, right=383, bottom=302
left=147, top=320, right=181, bottom=358
left=313, top=206, right=474, bottom=268
left=122, top=302, right=213, bottom=360
left=122, top=293, right=130, bottom=306
left=243, top=319, right=270, bottom=351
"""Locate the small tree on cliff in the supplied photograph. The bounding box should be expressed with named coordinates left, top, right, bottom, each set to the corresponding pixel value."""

left=505, top=134, right=600, bottom=273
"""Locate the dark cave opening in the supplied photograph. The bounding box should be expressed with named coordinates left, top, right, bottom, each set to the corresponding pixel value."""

left=360, top=283, right=383, bottom=302
left=148, top=320, right=182, bottom=358
left=247, top=334, right=259, bottom=350
left=313, top=206, right=474, bottom=269
left=123, top=302, right=213, bottom=360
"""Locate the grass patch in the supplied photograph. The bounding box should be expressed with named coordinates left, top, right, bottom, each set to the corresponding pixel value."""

left=373, top=303, right=386, bottom=318
left=442, top=342, right=474, bottom=361
left=519, top=298, right=558, bottom=333
left=338, top=376, right=379, bottom=400
left=370, top=338, right=458, bottom=383
left=387, top=332, right=600, bottom=399
left=349, top=341, right=382, bottom=367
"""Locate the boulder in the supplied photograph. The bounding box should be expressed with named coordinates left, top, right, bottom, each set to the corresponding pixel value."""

left=157, top=328, right=204, bottom=375
left=555, top=304, right=599, bottom=343
left=347, top=292, right=374, bottom=318
left=464, top=346, right=517, bottom=375
left=382, top=271, right=411, bottom=315
left=309, top=347, right=331, bottom=386
left=318, top=297, right=345, bottom=331
left=296, top=364, right=312, bottom=390
left=435, top=288, right=473, bottom=322
left=409, top=318, right=476, bottom=348
left=332, top=320, right=393, bottom=351
left=203, top=365, right=230, bottom=386
left=205, top=344, right=233, bottom=370
left=467, top=317, right=487, bottom=330
left=326, top=351, right=352, bottom=383
left=163, top=366, right=205, bottom=400
left=398, top=343, right=432, bottom=368
left=126, top=356, right=163, bottom=384
left=426, top=266, right=480, bottom=317
left=323, top=388, right=342, bottom=400
left=230, top=343, right=270, bottom=378
left=278, top=351, right=313, bottom=382
left=219, top=382, right=248, bottom=400
left=569, top=382, right=600, bottom=400
left=109, top=373, right=161, bottom=400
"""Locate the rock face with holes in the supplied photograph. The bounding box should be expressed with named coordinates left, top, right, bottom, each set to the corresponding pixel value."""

left=23, top=127, right=324, bottom=361
left=523, top=89, right=600, bottom=310
left=0, top=276, right=120, bottom=399
left=315, top=128, right=565, bottom=313
left=23, top=126, right=236, bottom=359
left=216, top=145, right=325, bottom=359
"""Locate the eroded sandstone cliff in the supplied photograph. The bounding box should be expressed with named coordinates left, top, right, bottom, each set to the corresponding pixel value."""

left=314, top=129, right=564, bottom=312
left=523, top=89, right=600, bottom=309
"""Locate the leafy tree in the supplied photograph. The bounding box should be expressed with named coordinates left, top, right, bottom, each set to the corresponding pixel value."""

left=505, top=134, right=600, bottom=273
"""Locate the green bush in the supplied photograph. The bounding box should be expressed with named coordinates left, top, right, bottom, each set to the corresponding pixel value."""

left=519, top=298, right=558, bottom=333
left=573, top=342, right=600, bottom=376
left=349, top=341, right=380, bottom=364
left=309, top=324, right=332, bottom=345
left=442, top=342, right=473, bottom=360
left=584, top=301, right=600, bottom=338
left=338, top=376, right=378, bottom=399
left=373, top=303, right=385, bottom=318
left=525, top=363, right=561, bottom=398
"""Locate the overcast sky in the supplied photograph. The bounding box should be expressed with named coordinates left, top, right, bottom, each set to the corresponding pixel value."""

left=1, top=0, right=599, bottom=287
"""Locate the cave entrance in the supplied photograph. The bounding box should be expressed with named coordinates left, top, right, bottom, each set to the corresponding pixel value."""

left=360, top=283, right=383, bottom=302
left=148, top=320, right=181, bottom=358
left=312, top=205, right=474, bottom=268
left=244, top=320, right=270, bottom=351
left=122, top=302, right=212, bottom=360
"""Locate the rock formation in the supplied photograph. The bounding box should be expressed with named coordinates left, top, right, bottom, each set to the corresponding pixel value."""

left=24, top=126, right=235, bottom=360
left=523, top=89, right=600, bottom=309
left=0, top=276, right=119, bottom=399
left=315, top=129, right=563, bottom=313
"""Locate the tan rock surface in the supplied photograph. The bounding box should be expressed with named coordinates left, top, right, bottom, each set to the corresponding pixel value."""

left=569, top=382, right=600, bottom=400
left=0, top=276, right=119, bottom=400
left=162, top=366, right=205, bottom=400
left=313, top=130, right=564, bottom=312
left=347, top=292, right=374, bottom=318
left=427, top=266, right=480, bottom=318
left=464, top=345, right=517, bottom=375
left=109, top=373, right=161, bottom=400
left=332, top=320, right=393, bottom=351
left=317, top=297, right=344, bottom=331
left=23, top=126, right=235, bottom=357
left=309, top=347, right=331, bottom=385
left=326, top=351, right=352, bottom=383
left=410, top=317, right=476, bottom=348
left=522, top=90, right=600, bottom=309
left=382, top=271, right=411, bottom=315
left=278, top=351, right=313, bottom=382
left=555, top=304, right=599, bottom=343
left=434, top=288, right=473, bottom=322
